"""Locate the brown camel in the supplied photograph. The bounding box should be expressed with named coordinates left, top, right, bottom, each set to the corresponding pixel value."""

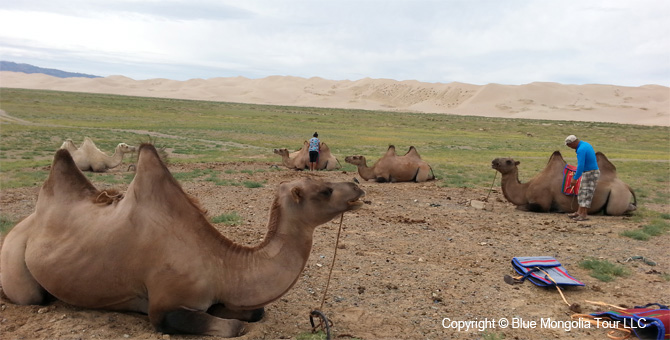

left=273, top=141, right=340, bottom=170
left=0, top=144, right=365, bottom=337
left=491, top=151, right=636, bottom=215
left=60, top=137, right=136, bottom=172
left=345, top=145, right=435, bottom=183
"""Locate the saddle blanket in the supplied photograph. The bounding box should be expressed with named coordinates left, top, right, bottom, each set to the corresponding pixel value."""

left=511, top=256, right=584, bottom=287
left=562, top=164, right=581, bottom=196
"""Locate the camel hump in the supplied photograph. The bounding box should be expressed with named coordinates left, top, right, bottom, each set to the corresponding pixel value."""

left=596, top=152, right=617, bottom=172
left=549, top=150, right=564, bottom=161
left=385, top=145, right=397, bottom=157
left=319, top=142, right=330, bottom=151
left=545, top=150, right=566, bottom=167
left=128, top=144, right=197, bottom=208
left=405, top=146, right=422, bottom=159
left=42, top=149, right=98, bottom=199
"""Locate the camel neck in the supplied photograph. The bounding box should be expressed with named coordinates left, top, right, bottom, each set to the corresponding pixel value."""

left=216, top=199, right=314, bottom=310
left=500, top=169, right=529, bottom=205
left=356, top=161, right=376, bottom=180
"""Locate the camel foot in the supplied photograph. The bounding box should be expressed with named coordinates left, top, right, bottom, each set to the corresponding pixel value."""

left=208, top=304, right=265, bottom=322
left=158, top=308, right=245, bottom=337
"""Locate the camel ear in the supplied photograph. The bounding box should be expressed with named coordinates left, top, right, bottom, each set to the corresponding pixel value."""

left=515, top=161, right=521, bottom=166
left=291, top=187, right=303, bottom=203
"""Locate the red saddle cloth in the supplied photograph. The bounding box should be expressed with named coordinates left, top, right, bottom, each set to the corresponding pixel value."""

left=562, top=164, right=581, bottom=195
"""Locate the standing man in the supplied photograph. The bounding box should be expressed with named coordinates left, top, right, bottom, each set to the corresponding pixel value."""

left=308, top=132, right=320, bottom=171
left=565, top=135, right=600, bottom=221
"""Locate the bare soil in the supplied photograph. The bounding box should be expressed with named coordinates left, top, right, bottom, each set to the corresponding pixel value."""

left=1, top=161, right=668, bottom=340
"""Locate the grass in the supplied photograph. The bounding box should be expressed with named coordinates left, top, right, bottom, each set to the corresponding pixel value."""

left=482, top=331, right=506, bottom=340
left=0, top=215, right=15, bottom=235
left=579, top=257, right=631, bottom=282
left=0, top=88, right=668, bottom=208
left=620, top=218, right=670, bottom=241
left=211, top=212, right=242, bottom=225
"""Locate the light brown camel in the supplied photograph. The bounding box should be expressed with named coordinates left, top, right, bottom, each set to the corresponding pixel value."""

left=60, top=137, right=136, bottom=172
left=0, top=143, right=365, bottom=337
left=59, top=139, right=79, bottom=153
left=344, top=145, right=435, bottom=183
left=491, top=150, right=636, bottom=215
left=273, top=141, right=340, bottom=170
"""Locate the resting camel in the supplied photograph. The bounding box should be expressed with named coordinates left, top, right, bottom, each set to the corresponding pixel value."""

left=0, top=144, right=365, bottom=337
left=345, top=145, right=435, bottom=183
left=273, top=141, right=340, bottom=170
left=60, top=137, right=136, bottom=172
left=491, top=151, right=636, bottom=215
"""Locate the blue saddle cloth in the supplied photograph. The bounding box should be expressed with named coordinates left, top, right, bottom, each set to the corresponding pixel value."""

left=512, top=256, right=584, bottom=287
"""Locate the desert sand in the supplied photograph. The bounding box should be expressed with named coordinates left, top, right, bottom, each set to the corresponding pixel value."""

left=1, top=71, right=668, bottom=126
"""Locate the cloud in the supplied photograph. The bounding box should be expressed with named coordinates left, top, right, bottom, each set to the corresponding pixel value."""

left=0, top=0, right=668, bottom=85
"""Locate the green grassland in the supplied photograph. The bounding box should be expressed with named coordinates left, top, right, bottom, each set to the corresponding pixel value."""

left=1, top=88, right=668, bottom=212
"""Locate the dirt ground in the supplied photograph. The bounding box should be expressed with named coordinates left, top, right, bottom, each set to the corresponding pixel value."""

left=1, top=161, right=668, bottom=340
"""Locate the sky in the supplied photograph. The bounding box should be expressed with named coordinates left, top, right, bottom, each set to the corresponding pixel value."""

left=0, top=0, right=668, bottom=86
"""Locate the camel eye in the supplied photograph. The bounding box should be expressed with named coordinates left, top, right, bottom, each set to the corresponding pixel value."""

left=320, top=187, right=333, bottom=197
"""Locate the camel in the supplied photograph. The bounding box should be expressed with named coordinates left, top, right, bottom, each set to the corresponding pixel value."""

left=344, top=145, right=435, bottom=183
left=60, top=137, right=136, bottom=172
left=273, top=141, right=340, bottom=170
left=0, top=143, right=365, bottom=337
left=59, top=139, right=78, bottom=153
left=491, top=151, right=636, bottom=215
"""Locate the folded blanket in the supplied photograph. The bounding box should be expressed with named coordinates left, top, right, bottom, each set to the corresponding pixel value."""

left=512, top=256, right=584, bottom=287
left=588, top=303, right=669, bottom=340
left=563, top=164, right=581, bottom=196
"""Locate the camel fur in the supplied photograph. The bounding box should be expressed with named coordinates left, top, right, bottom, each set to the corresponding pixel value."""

left=60, top=137, right=136, bottom=172
left=491, top=151, right=636, bottom=215
left=345, top=145, right=435, bottom=183
left=273, top=141, right=340, bottom=170
left=0, top=143, right=365, bottom=337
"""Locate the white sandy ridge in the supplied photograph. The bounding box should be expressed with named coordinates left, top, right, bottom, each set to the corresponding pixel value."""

left=1, top=71, right=668, bottom=126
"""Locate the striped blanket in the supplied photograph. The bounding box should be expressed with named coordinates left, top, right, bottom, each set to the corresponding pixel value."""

left=562, top=164, right=581, bottom=196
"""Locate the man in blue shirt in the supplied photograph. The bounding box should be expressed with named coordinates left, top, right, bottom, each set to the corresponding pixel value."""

left=565, top=135, right=600, bottom=221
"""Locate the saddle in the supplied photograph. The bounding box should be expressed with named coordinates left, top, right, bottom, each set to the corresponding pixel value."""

left=574, top=303, right=670, bottom=340
left=510, top=256, right=584, bottom=287
left=562, top=164, right=581, bottom=196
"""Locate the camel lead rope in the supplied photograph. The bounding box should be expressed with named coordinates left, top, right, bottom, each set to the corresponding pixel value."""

left=309, top=213, right=345, bottom=340
left=486, top=171, right=497, bottom=201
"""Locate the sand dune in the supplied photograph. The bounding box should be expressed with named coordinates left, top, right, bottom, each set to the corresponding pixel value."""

left=1, top=71, right=668, bottom=126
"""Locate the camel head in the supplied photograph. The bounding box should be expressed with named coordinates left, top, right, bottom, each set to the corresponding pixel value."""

left=277, top=177, right=365, bottom=227
left=491, top=157, right=520, bottom=175
left=116, top=143, right=137, bottom=154
left=273, top=148, right=289, bottom=157
left=345, top=155, right=367, bottom=167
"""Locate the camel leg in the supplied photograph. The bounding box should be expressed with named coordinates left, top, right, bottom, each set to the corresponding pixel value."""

left=0, top=233, right=50, bottom=305
left=207, top=304, right=265, bottom=322
left=151, top=307, right=245, bottom=337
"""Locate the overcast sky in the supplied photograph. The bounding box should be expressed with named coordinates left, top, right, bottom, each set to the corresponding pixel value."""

left=1, top=0, right=668, bottom=86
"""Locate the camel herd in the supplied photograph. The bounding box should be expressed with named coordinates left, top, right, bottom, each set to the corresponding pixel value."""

left=0, top=137, right=637, bottom=337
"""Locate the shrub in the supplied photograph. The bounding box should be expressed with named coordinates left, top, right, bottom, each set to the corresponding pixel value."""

left=579, top=257, right=630, bottom=282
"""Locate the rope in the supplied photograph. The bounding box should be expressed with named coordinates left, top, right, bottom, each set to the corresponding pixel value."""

left=535, top=267, right=571, bottom=306
left=319, top=213, right=344, bottom=311
left=570, top=314, right=632, bottom=340
left=485, top=171, right=497, bottom=201
left=309, top=213, right=345, bottom=340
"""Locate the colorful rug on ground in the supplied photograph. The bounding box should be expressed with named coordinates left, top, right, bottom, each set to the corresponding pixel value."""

left=511, top=256, right=584, bottom=287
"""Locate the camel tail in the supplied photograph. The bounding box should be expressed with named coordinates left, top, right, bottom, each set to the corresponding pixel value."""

left=628, top=184, right=637, bottom=207
left=429, top=165, right=436, bottom=180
